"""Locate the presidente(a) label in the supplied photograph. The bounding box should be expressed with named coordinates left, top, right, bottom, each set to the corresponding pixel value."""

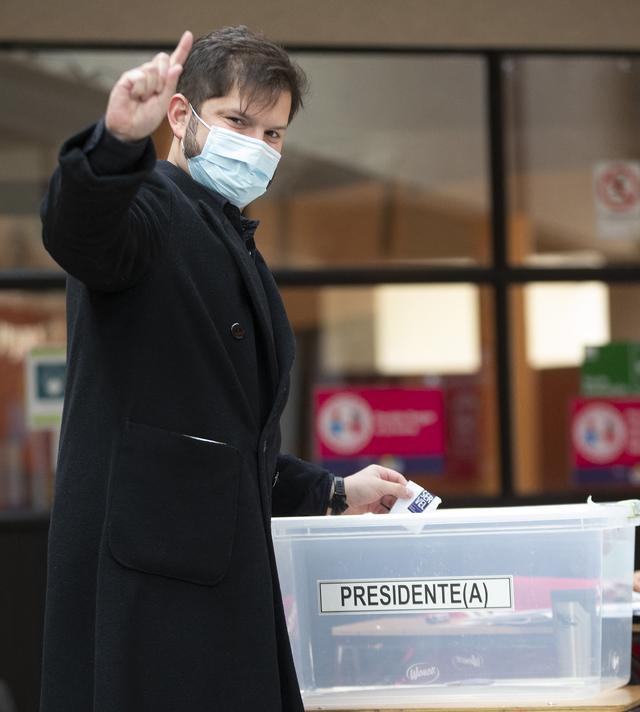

left=318, top=576, right=513, bottom=615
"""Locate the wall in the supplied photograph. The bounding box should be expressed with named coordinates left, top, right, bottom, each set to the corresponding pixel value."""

left=2, top=1, right=640, bottom=48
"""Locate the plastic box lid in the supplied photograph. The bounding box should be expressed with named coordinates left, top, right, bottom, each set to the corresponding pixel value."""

left=272, top=499, right=640, bottom=537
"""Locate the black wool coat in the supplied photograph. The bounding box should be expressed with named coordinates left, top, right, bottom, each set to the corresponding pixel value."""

left=39, top=122, right=333, bottom=712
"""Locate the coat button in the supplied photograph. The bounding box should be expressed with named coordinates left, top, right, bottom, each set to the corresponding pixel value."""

left=230, top=322, right=245, bottom=340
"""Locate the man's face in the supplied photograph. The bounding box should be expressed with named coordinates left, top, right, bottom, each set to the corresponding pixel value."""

left=183, top=85, right=292, bottom=160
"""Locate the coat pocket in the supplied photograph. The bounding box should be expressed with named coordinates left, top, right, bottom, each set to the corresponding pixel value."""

left=107, top=420, right=240, bottom=586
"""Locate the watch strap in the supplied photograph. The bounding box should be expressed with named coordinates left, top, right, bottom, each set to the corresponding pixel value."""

left=329, top=475, right=348, bottom=515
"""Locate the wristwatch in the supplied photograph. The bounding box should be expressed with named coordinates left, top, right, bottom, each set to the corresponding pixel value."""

left=329, top=475, right=348, bottom=515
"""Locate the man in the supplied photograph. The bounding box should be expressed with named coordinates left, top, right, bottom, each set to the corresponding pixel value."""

left=40, top=26, right=410, bottom=712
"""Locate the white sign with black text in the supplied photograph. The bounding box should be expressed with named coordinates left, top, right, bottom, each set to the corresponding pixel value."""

left=318, top=576, right=513, bottom=615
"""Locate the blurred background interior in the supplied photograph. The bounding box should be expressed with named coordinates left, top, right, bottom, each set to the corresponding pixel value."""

left=3, top=1, right=640, bottom=710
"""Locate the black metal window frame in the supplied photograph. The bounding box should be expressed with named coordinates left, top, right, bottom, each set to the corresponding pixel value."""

left=3, top=41, right=640, bottom=505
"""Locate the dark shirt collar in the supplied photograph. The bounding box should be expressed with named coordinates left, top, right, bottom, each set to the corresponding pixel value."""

left=223, top=204, right=260, bottom=250
left=156, top=160, right=260, bottom=249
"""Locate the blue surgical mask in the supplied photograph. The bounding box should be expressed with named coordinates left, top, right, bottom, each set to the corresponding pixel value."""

left=186, top=105, right=281, bottom=209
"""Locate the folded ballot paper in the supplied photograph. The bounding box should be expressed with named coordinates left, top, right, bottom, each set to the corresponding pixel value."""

left=389, top=480, right=441, bottom=514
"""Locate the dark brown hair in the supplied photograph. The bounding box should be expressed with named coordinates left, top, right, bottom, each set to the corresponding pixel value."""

left=177, top=25, right=308, bottom=124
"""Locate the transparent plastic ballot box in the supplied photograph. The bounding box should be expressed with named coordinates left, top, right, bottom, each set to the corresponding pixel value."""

left=272, top=500, right=640, bottom=709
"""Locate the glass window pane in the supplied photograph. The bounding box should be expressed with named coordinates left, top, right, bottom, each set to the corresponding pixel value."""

left=250, top=54, right=490, bottom=268
left=3, top=51, right=489, bottom=271
left=0, top=133, right=60, bottom=270
left=0, top=50, right=157, bottom=271
left=0, top=291, right=66, bottom=511
left=281, top=284, right=498, bottom=497
left=511, top=282, right=640, bottom=495
left=505, top=56, right=640, bottom=266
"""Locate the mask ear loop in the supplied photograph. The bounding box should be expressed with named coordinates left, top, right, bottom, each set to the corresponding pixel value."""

left=189, top=103, right=212, bottom=130
left=267, top=164, right=279, bottom=189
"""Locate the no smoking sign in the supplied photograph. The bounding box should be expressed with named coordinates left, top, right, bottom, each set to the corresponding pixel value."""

left=595, top=162, right=640, bottom=214
left=594, top=161, right=640, bottom=239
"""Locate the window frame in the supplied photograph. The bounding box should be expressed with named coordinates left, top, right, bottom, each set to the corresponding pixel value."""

left=3, top=42, right=640, bottom=508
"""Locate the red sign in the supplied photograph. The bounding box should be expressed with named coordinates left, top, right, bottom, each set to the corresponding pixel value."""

left=571, top=398, right=640, bottom=484
left=315, top=388, right=444, bottom=461
left=442, top=375, right=481, bottom=479
left=595, top=162, right=640, bottom=215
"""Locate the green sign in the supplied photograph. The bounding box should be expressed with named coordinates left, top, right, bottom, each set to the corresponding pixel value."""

left=25, top=346, right=67, bottom=429
left=581, top=342, right=640, bottom=396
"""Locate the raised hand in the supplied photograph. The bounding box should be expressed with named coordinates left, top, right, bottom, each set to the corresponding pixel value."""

left=105, top=30, right=193, bottom=143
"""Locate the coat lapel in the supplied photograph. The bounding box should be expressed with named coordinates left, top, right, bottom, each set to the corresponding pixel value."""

left=197, top=200, right=280, bottom=394
left=254, top=252, right=296, bottom=392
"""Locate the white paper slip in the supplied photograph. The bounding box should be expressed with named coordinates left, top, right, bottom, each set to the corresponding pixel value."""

left=390, top=480, right=442, bottom=514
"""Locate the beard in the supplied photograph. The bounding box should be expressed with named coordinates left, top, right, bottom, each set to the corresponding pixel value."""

left=182, top=115, right=201, bottom=159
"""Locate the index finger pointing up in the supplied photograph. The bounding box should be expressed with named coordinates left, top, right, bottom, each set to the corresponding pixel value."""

left=170, top=31, right=193, bottom=67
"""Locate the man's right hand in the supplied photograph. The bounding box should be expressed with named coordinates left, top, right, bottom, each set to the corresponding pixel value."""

left=105, top=30, right=193, bottom=143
